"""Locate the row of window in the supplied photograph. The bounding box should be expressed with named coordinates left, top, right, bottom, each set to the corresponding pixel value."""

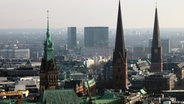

left=48, top=75, right=57, bottom=82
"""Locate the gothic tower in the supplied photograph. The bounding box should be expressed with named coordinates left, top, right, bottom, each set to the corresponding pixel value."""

left=40, top=11, right=58, bottom=93
left=150, top=8, right=163, bottom=72
left=112, top=1, right=128, bottom=90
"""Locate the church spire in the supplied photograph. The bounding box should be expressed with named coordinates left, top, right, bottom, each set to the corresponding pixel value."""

left=112, top=0, right=128, bottom=90
left=114, top=0, right=126, bottom=63
left=152, top=8, right=161, bottom=48
left=150, top=7, right=163, bottom=72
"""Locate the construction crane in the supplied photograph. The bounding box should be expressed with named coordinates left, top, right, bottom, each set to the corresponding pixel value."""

left=0, top=90, right=29, bottom=104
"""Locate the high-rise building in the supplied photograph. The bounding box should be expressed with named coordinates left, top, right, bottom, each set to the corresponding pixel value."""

left=112, top=1, right=128, bottom=90
left=40, top=11, right=58, bottom=93
left=161, top=39, right=171, bottom=54
left=67, top=27, right=77, bottom=49
left=84, top=27, right=108, bottom=47
left=150, top=8, right=163, bottom=72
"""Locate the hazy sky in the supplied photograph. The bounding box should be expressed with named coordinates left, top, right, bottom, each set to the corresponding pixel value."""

left=0, top=0, right=184, bottom=29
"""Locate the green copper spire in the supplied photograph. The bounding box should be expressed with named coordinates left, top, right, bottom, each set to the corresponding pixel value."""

left=47, top=10, right=50, bottom=38
left=44, top=10, right=54, bottom=61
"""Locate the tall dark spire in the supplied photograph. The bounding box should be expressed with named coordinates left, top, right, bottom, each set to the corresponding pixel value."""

left=112, top=0, right=128, bottom=90
left=152, top=8, right=161, bottom=48
left=150, top=7, right=163, bottom=72
left=114, top=0, right=126, bottom=63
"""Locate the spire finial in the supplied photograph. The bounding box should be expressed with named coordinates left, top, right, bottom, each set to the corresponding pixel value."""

left=47, top=10, right=49, bottom=31
left=155, top=0, right=157, bottom=8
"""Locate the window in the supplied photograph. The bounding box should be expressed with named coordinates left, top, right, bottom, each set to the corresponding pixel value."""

left=118, top=68, right=121, bottom=72
left=116, top=76, right=119, bottom=80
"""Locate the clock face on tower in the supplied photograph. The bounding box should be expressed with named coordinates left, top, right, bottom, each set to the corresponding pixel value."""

left=154, top=49, right=158, bottom=53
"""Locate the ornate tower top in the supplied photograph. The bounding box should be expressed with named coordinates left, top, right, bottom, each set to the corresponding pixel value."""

left=113, top=0, right=126, bottom=63
left=40, top=10, right=58, bottom=93
left=152, top=8, right=161, bottom=48
left=44, top=10, right=54, bottom=61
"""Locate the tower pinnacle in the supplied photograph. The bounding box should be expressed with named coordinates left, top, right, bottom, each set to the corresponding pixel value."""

left=114, top=0, right=126, bottom=63
left=152, top=8, right=161, bottom=48
left=44, top=10, right=53, bottom=61
left=47, top=10, right=50, bottom=38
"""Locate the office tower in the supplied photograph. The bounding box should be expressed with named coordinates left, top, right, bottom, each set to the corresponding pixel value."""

left=161, top=39, right=171, bottom=54
left=84, top=27, right=108, bottom=47
left=150, top=8, right=163, bottom=72
left=112, top=1, right=128, bottom=89
left=67, top=27, right=77, bottom=49
left=149, top=39, right=171, bottom=54
left=40, top=11, right=58, bottom=93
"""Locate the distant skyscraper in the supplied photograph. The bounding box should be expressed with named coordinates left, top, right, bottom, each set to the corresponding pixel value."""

left=40, top=11, right=58, bottom=93
left=160, top=39, right=171, bottom=54
left=150, top=8, right=163, bottom=72
left=112, top=1, right=128, bottom=90
left=67, top=27, right=77, bottom=49
left=84, top=27, right=108, bottom=47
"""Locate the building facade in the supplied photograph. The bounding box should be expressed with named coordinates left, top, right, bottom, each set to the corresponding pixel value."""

left=145, top=73, right=176, bottom=93
left=84, top=27, right=108, bottom=48
left=0, top=48, right=30, bottom=59
left=67, top=27, right=77, bottom=49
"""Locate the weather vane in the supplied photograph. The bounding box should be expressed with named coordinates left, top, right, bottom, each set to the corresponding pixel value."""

left=47, top=10, right=49, bottom=19
left=155, top=0, right=157, bottom=8
left=47, top=10, right=49, bottom=30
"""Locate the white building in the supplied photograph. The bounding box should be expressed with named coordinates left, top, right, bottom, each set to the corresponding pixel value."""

left=0, top=48, right=30, bottom=59
left=84, top=58, right=94, bottom=68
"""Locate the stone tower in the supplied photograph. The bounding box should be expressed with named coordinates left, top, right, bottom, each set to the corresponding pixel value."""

left=112, top=1, right=128, bottom=90
left=40, top=11, right=58, bottom=93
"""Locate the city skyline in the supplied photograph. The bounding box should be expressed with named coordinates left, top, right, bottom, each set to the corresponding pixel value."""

left=0, top=0, right=184, bottom=29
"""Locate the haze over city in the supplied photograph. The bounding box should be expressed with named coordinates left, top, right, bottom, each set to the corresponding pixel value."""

left=1, top=0, right=184, bottom=103
left=0, top=0, right=184, bottom=28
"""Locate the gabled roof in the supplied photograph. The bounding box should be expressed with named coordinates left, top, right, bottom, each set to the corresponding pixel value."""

left=41, top=89, right=83, bottom=104
left=101, top=91, right=117, bottom=99
left=25, top=59, right=32, bottom=67
left=92, top=91, right=121, bottom=104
